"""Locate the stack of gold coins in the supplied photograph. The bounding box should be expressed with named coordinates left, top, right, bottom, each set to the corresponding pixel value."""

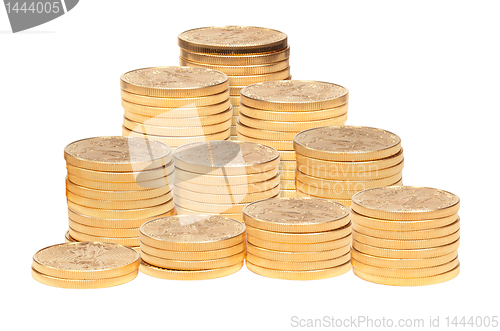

left=294, top=126, right=404, bottom=206
left=243, top=197, right=352, bottom=280
left=172, top=140, right=281, bottom=222
left=139, top=215, right=246, bottom=280
left=350, top=186, right=461, bottom=286
left=64, top=136, right=175, bottom=251
left=32, top=242, right=139, bottom=288
left=120, top=66, right=232, bottom=148
left=177, top=26, right=291, bottom=140
left=238, top=81, right=349, bottom=197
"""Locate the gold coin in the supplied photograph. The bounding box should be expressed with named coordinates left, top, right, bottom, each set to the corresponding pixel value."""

left=174, top=174, right=280, bottom=194
left=352, top=238, right=460, bottom=259
left=352, top=257, right=459, bottom=278
left=280, top=179, right=296, bottom=190
left=294, top=126, right=401, bottom=162
left=280, top=189, right=297, bottom=198
left=246, top=222, right=351, bottom=244
left=139, top=214, right=245, bottom=251
left=239, top=103, right=348, bottom=121
left=32, top=242, right=139, bottom=280
left=174, top=167, right=278, bottom=186
left=232, top=106, right=239, bottom=116
left=67, top=219, right=139, bottom=238
left=296, top=160, right=405, bottom=180
left=230, top=86, right=245, bottom=96
left=236, top=120, right=321, bottom=142
left=122, top=127, right=230, bottom=147
left=179, top=46, right=290, bottom=65
left=173, top=140, right=280, bottom=175
left=296, top=181, right=395, bottom=200
left=121, top=89, right=229, bottom=108
left=180, top=57, right=290, bottom=75
left=280, top=170, right=295, bottom=180
left=350, top=211, right=460, bottom=232
left=294, top=189, right=352, bottom=205
left=295, top=149, right=404, bottom=173
left=350, top=248, right=458, bottom=269
left=248, top=234, right=352, bottom=252
left=279, top=160, right=296, bottom=171
left=123, top=116, right=231, bottom=137
left=228, top=67, right=290, bottom=86
left=353, top=263, right=460, bottom=286
left=247, top=252, right=351, bottom=271
left=279, top=150, right=296, bottom=161
left=173, top=206, right=244, bottom=222
left=173, top=185, right=280, bottom=204
left=246, top=260, right=351, bottom=280
left=239, top=112, right=347, bottom=132
left=120, top=66, right=228, bottom=97
left=230, top=125, right=238, bottom=136
left=66, top=191, right=172, bottom=210
left=247, top=242, right=351, bottom=262
left=67, top=199, right=174, bottom=219
left=140, top=259, right=243, bottom=280
left=68, top=208, right=175, bottom=229
left=231, top=115, right=238, bottom=126
left=140, top=241, right=246, bottom=261
left=64, top=136, right=172, bottom=172
left=68, top=227, right=140, bottom=246
left=240, top=80, right=348, bottom=111
left=230, top=96, right=240, bottom=107
left=352, top=229, right=460, bottom=250
left=66, top=162, right=174, bottom=183
left=65, top=230, right=77, bottom=242
left=67, top=172, right=173, bottom=191
left=230, top=135, right=238, bottom=141
left=237, top=133, right=294, bottom=151
left=243, top=197, right=350, bottom=233
left=65, top=178, right=171, bottom=201
left=174, top=196, right=272, bottom=214
left=352, top=219, right=460, bottom=240
left=351, top=186, right=460, bottom=220
left=122, top=99, right=231, bottom=117
left=32, top=267, right=138, bottom=289
left=123, top=107, right=232, bottom=127
left=141, top=250, right=245, bottom=270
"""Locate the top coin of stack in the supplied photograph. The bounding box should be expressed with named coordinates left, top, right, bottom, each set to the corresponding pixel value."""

left=177, top=26, right=291, bottom=140
left=172, top=140, right=281, bottom=222
left=244, top=197, right=352, bottom=280
left=139, top=214, right=246, bottom=280
left=238, top=81, right=349, bottom=197
left=120, top=66, right=232, bottom=148
left=294, top=126, right=403, bottom=206
left=64, top=136, right=175, bottom=250
left=350, top=186, right=461, bottom=286
left=32, top=242, right=139, bottom=288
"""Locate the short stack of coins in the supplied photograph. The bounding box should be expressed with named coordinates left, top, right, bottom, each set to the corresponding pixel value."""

left=139, top=215, right=246, bottom=280
left=177, top=26, right=291, bottom=140
left=64, top=136, right=175, bottom=251
left=120, top=66, right=232, bottom=148
left=243, top=197, right=352, bottom=280
left=172, top=140, right=281, bottom=222
left=294, top=126, right=404, bottom=206
left=32, top=242, right=139, bottom=288
left=350, top=186, right=461, bottom=286
left=238, top=81, right=349, bottom=197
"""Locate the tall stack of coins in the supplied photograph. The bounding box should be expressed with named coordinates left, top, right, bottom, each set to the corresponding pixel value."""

left=64, top=137, right=175, bottom=250
left=172, top=140, right=281, bottom=222
left=238, top=81, right=349, bottom=197
left=32, top=242, right=139, bottom=288
left=120, top=66, right=232, bottom=147
left=139, top=215, right=246, bottom=280
left=243, top=197, right=352, bottom=280
left=294, top=126, right=404, bottom=206
left=177, top=26, right=291, bottom=140
left=350, top=186, right=461, bottom=286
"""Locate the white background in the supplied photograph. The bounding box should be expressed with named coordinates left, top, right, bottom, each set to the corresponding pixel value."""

left=1, top=1, right=499, bottom=330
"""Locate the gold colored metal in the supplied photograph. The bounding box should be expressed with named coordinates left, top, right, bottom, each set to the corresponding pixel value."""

left=237, top=133, right=294, bottom=151
left=352, top=229, right=460, bottom=250
left=67, top=199, right=174, bottom=219
left=122, top=127, right=230, bottom=147
left=173, top=185, right=280, bottom=204
left=352, top=238, right=460, bottom=259
left=280, top=179, right=296, bottom=190
left=174, top=174, right=280, bottom=194
left=68, top=208, right=175, bottom=229
left=280, top=170, right=295, bottom=180
left=180, top=57, right=290, bottom=75
left=140, top=241, right=246, bottom=261
left=140, top=259, right=243, bottom=280
left=247, top=252, right=350, bottom=271
left=230, top=86, right=245, bottom=96
left=68, top=228, right=140, bottom=246
left=246, top=260, right=351, bottom=280
left=352, top=219, right=460, bottom=240
left=173, top=206, right=244, bottom=222
left=66, top=172, right=173, bottom=191
left=123, top=107, right=232, bottom=127
left=230, top=96, right=240, bottom=107
left=228, top=68, right=290, bottom=86
left=67, top=219, right=140, bottom=238
left=174, top=196, right=274, bottom=214
left=350, top=210, right=459, bottom=231
left=66, top=162, right=173, bottom=183
left=174, top=167, right=278, bottom=186
left=279, top=150, right=296, bottom=161
left=279, top=161, right=296, bottom=171
left=239, top=112, right=347, bottom=132
left=122, top=99, right=231, bottom=117
left=179, top=46, right=290, bottom=65
left=123, top=116, right=231, bottom=137
left=141, top=250, right=245, bottom=270
left=66, top=191, right=172, bottom=210
left=280, top=189, right=297, bottom=198
left=350, top=248, right=458, bottom=269
left=65, top=230, right=77, bottom=243
left=296, top=160, right=404, bottom=181
left=239, top=103, right=348, bottom=121
left=247, top=242, right=351, bottom=262
left=248, top=234, right=352, bottom=252
left=352, top=257, right=459, bottom=278
left=121, top=89, right=229, bottom=108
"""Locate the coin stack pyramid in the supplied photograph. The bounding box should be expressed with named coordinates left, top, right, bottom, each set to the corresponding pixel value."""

left=350, top=186, right=461, bottom=286
left=120, top=66, right=232, bottom=148
left=139, top=215, right=246, bottom=280
left=238, top=81, right=349, bottom=198
left=64, top=136, right=175, bottom=251
left=177, top=26, right=291, bottom=140
left=32, top=242, right=139, bottom=288
left=243, top=197, right=352, bottom=280
left=172, top=140, right=281, bottom=222
left=294, top=126, right=404, bottom=206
